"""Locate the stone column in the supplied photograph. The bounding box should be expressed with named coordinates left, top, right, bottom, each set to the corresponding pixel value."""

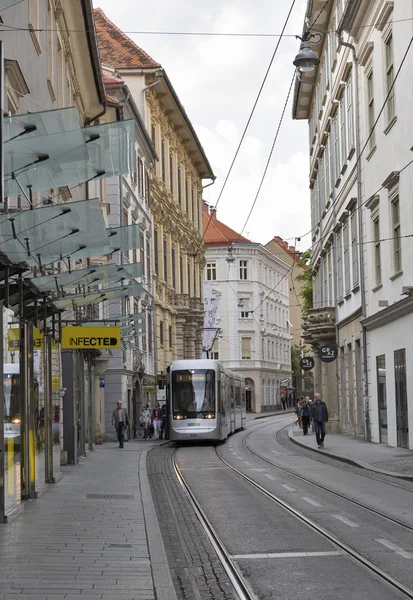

left=185, top=318, right=196, bottom=359
left=94, top=357, right=109, bottom=444
left=175, top=316, right=186, bottom=360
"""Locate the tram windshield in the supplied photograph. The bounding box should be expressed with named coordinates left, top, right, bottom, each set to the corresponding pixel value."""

left=172, top=369, right=215, bottom=418
left=4, top=372, right=20, bottom=424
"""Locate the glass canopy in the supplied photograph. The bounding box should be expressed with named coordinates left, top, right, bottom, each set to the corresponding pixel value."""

left=29, top=263, right=119, bottom=292
left=5, top=107, right=81, bottom=144
left=68, top=224, right=141, bottom=262
left=5, top=119, right=135, bottom=197
left=0, top=0, right=25, bottom=10
left=52, top=283, right=144, bottom=310
left=79, top=312, right=145, bottom=325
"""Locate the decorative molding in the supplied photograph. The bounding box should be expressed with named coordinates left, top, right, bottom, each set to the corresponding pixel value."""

left=382, top=170, right=400, bottom=190
left=365, top=194, right=380, bottom=211
left=376, top=1, right=394, bottom=32
left=29, top=24, right=42, bottom=56
left=359, top=41, right=374, bottom=67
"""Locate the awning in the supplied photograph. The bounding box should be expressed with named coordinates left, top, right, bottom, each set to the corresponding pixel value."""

left=52, top=282, right=144, bottom=310
left=0, top=0, right=25, bottom=10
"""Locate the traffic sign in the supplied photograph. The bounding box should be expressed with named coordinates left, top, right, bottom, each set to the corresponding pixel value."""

left=300, top=356, right=315, bottom=371
left=318, top=343, right=338, bottom=363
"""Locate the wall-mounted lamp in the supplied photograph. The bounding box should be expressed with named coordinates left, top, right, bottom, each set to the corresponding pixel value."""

left=293, top=34, right=320, bottom=73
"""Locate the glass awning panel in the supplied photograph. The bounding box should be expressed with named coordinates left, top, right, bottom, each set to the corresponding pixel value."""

left=29, top=263, right=119, bottom=292
left=0, top=0, right=25, bottom=10
left=79, top=312, right=145, bottom=325
left=0, top=198, right=106, bottom=268
left=68, top=224, right=141, bottom=262
left=5, top=119, right=135, bottom=197
left=53, top=283, right=144, bottom=309
left=5, top=107, right=81, bottom=144
left=116, top=262, right=142, bottom=281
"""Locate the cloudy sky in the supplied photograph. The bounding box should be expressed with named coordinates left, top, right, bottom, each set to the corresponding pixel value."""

left=95, top=0, right=310, bottom=250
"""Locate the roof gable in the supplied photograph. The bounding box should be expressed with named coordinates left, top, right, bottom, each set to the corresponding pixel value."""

left=94, top=8, right=160, bottom=70
left=203, top=209, right=251, bottom=246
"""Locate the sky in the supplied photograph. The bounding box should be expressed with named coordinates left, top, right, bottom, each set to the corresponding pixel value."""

left=94, top=0, right=311, bottom=250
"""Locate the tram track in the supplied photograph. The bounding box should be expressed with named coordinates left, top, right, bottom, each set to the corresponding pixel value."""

left=241, top=424, right=413, bottom=533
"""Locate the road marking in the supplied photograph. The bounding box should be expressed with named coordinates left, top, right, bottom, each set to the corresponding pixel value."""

left=302, top=497, right=321, bottom=507
left=333, top=515, right=359, bottom=528
left=376, top=539, right=413, bottom=559
left=281, top=484, right=296, bottom=492
left=271, top=450, right=281, bottom=454
left=248, top=468, right=266, bottom=472
left=244, top=461, right=252, bottom=466
left=231, top=551, right=342, bottom=559
left=264, top=474, right=277, bottom=480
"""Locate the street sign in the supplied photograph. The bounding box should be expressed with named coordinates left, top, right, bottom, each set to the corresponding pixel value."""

left=300, top=356, right=315, bottom=371
left=61, top=326, right=121, bottom=349
left=318, top=343, right=338, bottom=363
left=8, top=327, right=59, bottom=350
left=52, top=376, right=60, bottom=389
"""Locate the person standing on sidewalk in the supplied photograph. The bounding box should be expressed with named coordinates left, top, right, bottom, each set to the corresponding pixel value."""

left=300, top=399, right=310, bottom=435
left=140, top=403, right=151, bottom=441
left=311, top=393, right=328, bottom=448
left=152, top=403, right=161, bottom=440
left=112, top=400, right=129, bottom=448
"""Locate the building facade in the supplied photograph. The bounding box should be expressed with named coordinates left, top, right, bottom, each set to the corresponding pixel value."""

left=94, top=9, right=215, bottom=379
left=203, top=203, right=291, bottom=412
left=293, top=0, right=413, bottom=448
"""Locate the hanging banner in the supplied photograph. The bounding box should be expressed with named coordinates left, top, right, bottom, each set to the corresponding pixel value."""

left=8, top=327, right=59, bottom=351
left=61, top=326, right=121, bottom=349
left=202, top=284, right=221, bottom=356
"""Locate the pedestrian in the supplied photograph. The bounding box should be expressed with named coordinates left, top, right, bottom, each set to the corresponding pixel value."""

left=140, top=403, right=152, bottom=441
left=295, top=399, right=302, bottom=428
left=152, top=402, right=162, bottom=440
left=281, top=396, right=286, bottom=411
left=160, top=403, right=168, bottom=440
left=300, top=399, right=310, bottom=435
left=112, top=400, right=129, bottom=448
left=310, top=393, right=328, bottom=448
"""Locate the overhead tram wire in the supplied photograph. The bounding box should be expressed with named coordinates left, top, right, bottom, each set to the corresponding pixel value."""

left=202, top=0, right=298, bottom=241
left=234, top=73, right=295, bottom=244
left=295, top=32, right=413, bottom=244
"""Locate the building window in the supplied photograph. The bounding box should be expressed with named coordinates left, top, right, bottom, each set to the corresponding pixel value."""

left=332, top=115, right=340, bottom=182
left=391, top=194, right=401, bottom=273
left=339, top=97, right=347, bottom=168
left=385, top=32, right=395, bottom=122
left=206, top=262, right=216, bottom=281
left=343, top=221, right=351, bottom=294
left=240, top=298, right=250, bottom=318
left=151, top=123, right=156, bottom=147
left=193, top=264, right=196, bottom=297
left=191, top=186, right=194, bottom=220
left=169, top=325, right=173, bottom=349
left=146, top=239, right=151, bottom=281
left=327, top=250, right=333, bottom=305
left=163, top=238, right=168, bottom=283
left=187, top=259, right=191, bottom=296
left=154, top=229, right=159, bottom=276
left=336, top=230, right=343, bottom=299
left=366, top=68, right=375, bottom=150
left=351, top=211, right=359, bottom=287
left=159, top=321, right=164, bottom=346
left=145, top=170, right=150, bottom=205
left=138, top=158, right=144, bottom=196
left=241, top=337, right=252, bottom=360
left=376, top=355, right=387, bottom=444
left=46, top=1, right=54, bottom=88
left=346, top=76, right=355, bottom=153
left=161, top=140, right=166, bottom=182
left=240, top=260, right=248, bottom=280
left=171, top=247, right=176, bottom=290
left=177, top=165, right=182, bottom=206
left=169, top=153, right=174, bottom=194
left=185, top=178, right=189, bottom=214
left=180, top=254, right=183, bottom=294
left=139, top=231, right=145, bottom=275
left=394, top=348, right=408, bottom=448
left=373, top=214, right=381, bottom=286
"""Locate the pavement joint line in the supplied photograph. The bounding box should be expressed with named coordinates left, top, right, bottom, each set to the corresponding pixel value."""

left=247, top=468, right=266, bottom=472
left=281, top=484, right=295, bottom=492
left=333, top=514, right=360, bottom=528
left=139, top=449, right=178, bottom=600
left=264, top=474, right=277, bottom=480
left=302, top=497, right=322, bottom=507
left=243, top=461, right=252, bottom=466
left=230, top=551, right=343, bottom=559
left=375, top=539, right=413, bottom=559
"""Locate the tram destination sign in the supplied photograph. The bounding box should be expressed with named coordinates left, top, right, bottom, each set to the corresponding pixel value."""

left=318, top=343, right=338, bottom=363
left=61, top=326, right=121, bottom=349
left=300, top=356, right=315, bottom=371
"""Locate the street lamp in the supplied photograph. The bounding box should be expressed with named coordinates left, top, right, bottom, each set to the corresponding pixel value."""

left=293, top=37, right=320, bottom=73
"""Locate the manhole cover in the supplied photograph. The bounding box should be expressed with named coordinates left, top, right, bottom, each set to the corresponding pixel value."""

left=109, top=543, right=133, bottom=548
left=86, top=494, right=133, bottom=499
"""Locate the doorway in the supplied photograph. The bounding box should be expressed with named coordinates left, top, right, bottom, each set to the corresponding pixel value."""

left=394, top=349, right=408, bottom=448
left=244, top=378, right=254, bottom=412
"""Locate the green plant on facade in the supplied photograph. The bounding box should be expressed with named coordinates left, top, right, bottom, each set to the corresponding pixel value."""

left=295, top=249, right=313, bottom=315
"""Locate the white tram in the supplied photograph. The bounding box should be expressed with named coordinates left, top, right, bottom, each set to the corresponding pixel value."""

left=167, top=359, right=246, bottom=442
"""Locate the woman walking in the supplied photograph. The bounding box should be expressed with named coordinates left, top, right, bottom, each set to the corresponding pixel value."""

left=140, top=403, right=152, bottom=440
left=300, top=399, right=310, bottom=435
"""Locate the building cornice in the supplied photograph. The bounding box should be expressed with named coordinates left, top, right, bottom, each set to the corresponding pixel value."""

left=362, top=297, right=413, bottom=331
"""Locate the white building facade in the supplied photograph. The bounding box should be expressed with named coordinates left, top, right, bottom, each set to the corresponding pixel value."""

left=203, top=206, right=291, bottom=413
left=294, top=0, right=413, bottom=448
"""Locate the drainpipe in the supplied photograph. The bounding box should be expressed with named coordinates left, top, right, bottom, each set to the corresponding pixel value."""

left=336, top=31, right=370, bottom=441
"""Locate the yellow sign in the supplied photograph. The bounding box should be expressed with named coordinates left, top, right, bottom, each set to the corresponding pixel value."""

left=52, top=376, right=60, bottom=389
left=8, top=327, right=59, bottom=351
left=61, top=326, right=121, bottom=349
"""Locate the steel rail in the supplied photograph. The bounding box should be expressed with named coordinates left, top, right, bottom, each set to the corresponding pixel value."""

left=242, top=426, right=413, bottom=532
left=214, top=447, right=413, bottom=600
left=172, top=449, right=258, bottom=600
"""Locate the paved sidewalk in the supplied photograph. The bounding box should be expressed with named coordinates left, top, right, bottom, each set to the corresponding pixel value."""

left=247, top=408, right=294, bottom=421
left=289, top=426, right=413, bottom=480
left=0, top=439, right=176, bottom=600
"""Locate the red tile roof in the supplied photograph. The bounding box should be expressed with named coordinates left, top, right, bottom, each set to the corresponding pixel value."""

left=94, top=8, right=161, bottom=70
left=269, top=236, right=300, bottom=261
left=203, top=204, right=251, bottom=246
left=103, top=73, right=124, bottom=87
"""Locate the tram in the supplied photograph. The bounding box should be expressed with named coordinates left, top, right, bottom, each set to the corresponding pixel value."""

left=167, top=359, right=246, bottom=442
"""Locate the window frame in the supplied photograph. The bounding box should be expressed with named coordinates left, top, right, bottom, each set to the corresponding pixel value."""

left=384, top=29, right=395, bottom=123
left=206, top=261, right=217, bottom=281
left=241, top=337, right=252, bottom=360
left=239, top=260, right=248, bottom=280
left=372, top=212, right=382, bottom=286
left=390, top=190, right=401, bottom=273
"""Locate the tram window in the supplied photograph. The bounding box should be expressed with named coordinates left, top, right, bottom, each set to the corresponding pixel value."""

left=172, top=370, right=215, bottom=418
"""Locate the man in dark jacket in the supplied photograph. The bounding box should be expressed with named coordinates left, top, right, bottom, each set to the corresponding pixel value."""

left=311, top=393, right=328, bottom=448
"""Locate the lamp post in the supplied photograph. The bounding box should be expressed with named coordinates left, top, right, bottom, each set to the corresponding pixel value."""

left=293, top=33, right=320, bottom=73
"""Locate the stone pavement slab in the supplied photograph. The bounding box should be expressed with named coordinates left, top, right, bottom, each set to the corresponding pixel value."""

left=289, top=427, right=413, bottom=479
left=0, top=439, right=176, bottom=600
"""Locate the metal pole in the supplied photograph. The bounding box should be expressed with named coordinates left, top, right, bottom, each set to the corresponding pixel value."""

left=0, top=301, right=5, bottom=522
left=44, top=334, right=53, bottom=482
left=87, top=357, right=93, bottom=452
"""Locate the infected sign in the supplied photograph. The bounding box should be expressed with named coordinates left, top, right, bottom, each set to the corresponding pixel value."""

left=61, top=326, right=121, bottom=349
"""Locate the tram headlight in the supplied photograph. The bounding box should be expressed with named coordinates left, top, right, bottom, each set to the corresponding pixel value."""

left=12, top=418, right=21, bottom=424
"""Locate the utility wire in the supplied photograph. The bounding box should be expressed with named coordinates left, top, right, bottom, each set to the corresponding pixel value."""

left=203, top=0, right=298, bottom=241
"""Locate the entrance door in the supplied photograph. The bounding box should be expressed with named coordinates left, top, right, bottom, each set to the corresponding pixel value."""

left=246, top=390, right=252, bottom=412
left=394, top=349, right=408, bottom=448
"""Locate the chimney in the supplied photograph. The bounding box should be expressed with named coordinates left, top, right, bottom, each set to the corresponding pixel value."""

left=209, top=206, right=217, bottom=218
left=202, top=200, right=209, bottom=213
left=288, top=245, right=295, bottom=254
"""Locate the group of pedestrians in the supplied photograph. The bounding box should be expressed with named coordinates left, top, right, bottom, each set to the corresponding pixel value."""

left=111, top=400, right=169, bottom=447
left=295, top=393, right=328, bottom=449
